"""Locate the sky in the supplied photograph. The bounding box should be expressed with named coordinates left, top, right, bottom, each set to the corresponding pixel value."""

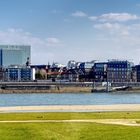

left=1, top=0, right=140, bottom=65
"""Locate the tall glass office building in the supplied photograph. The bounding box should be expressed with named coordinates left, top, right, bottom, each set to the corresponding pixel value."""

left=0, top=45, right=31, bottom=67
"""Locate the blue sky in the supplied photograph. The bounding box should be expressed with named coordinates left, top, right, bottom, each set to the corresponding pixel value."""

left=0, top=0, right=140, bottom=64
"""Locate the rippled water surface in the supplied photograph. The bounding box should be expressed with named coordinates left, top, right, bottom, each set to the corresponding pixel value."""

left=0, top=92, right=140, bottom=106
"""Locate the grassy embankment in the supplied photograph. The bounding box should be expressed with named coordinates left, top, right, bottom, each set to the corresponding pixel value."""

left=1, top=112, right=140, bottom=140
left=1, top=112, right=140, bottom=120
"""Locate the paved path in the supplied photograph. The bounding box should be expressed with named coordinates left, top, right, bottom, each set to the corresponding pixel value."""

left=0, top=119, right=140, bottom=126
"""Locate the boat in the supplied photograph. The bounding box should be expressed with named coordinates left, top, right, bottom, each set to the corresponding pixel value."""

left=112, top=86, right=131, bottom=91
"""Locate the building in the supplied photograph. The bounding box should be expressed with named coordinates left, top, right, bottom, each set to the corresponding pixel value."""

left=0, top=67, right=6, bottom=81
left=0, top=45, right=31, bottom=67
left=107, top=60, right=132, bottom=82
left=51, top=62, right=65, bottom=68
left=132, top=65, right=140, bottom=82
left=67, top=60, right=76, bottom=69
left=93, top=62, right=107, bottom=82
left=79, top=62, right=94, bottom=71
left=5, top=66, right=34, bottom=81
left=78, top=62, right=95, bottom=82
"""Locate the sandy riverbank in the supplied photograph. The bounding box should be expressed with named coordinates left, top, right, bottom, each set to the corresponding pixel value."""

left=1, top=104, right=140, bottom=112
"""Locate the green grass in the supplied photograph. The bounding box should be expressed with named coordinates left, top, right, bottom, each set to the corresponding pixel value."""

left=0, top=111, right=140, bottom=120
left=0, top=112, right=140, bottom=140
left=0, top=122, right=140, bottom=140
left=136, top=120, right=140, bottom=124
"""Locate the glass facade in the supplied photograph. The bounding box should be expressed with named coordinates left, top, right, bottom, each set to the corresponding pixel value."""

left=0, top=45, right=31, bottom=66
left=5, top=67, right=32, bottom=81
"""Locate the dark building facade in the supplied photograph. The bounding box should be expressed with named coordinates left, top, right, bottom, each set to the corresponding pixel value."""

left=132, top=65, right=140, bottom=82
left=93, top=62, right=107, bottom=82
left=107, top=60, right=132, bottom=82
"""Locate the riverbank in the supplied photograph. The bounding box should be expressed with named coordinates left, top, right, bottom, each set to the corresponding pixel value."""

left=0, top=86, right=140, bottom=93
left=0, top=86, right=93, bottom=93
left=1, top=81, right=140, bottom=93
left=1, top=104, right=140, bottom=112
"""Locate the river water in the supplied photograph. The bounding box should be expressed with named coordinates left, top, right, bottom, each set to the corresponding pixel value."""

left=0, top=92, right=140, bottom=107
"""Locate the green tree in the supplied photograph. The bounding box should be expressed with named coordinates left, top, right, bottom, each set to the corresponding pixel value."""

left=35, top=72, right=44, bottom=79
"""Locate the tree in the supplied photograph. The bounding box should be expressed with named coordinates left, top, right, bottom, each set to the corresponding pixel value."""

left=35, top=72, right=44, bottom=79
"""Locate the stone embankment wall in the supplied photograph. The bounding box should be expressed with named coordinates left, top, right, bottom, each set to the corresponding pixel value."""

left=0, top=82, right=140, bottom=93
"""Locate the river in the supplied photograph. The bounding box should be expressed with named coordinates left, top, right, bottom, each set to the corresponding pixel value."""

left=0, top=92, right=140, bottom=106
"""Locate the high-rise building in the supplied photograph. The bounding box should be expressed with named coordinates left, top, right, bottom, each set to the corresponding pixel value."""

left=0, top=45, right=31, bottom=66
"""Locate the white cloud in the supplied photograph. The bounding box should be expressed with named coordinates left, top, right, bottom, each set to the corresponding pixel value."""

left=72, top=11, right=139, bottom=22
left=0, top=28, right=62, bottom=64
left=94, top=22, right=121, bottom=30
left=0, top=28, right=61, bottom=47
left=100, top=13, right=139, bottom=22
left=88, top=16, right=97, bottom=21
left=72, top=11, right=87, bottom=17
left=93, top=22, right=130, bottom=36
left=120, top=30, right=130, bottom=36
left=89, top=13, right=139, bottom=22
left=46, top=37, right=60, bottom=45
left=92, top=21, right=140, bottom=64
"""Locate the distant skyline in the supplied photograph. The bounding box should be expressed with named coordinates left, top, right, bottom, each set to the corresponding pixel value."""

left=1, top=0, right=140, bottom=64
